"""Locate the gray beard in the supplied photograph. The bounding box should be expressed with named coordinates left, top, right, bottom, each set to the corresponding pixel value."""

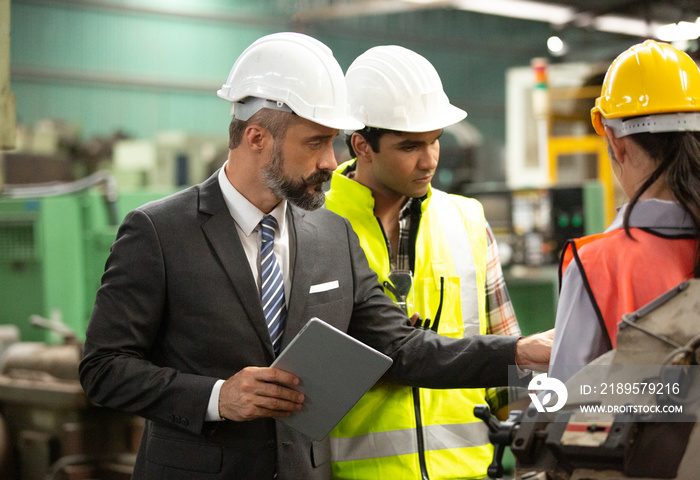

left=262, top=145, right=331, bottom=211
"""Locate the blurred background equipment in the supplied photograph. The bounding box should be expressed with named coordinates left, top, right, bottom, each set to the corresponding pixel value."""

left=505, top=60, right=617, bottom=224
left=0, top=172, right=174, bottom=479
left=0, top=317, right=143, bottom=480
left=463, top=182, right=605, bottom=268
left=478, top=56, right=613, bottom=339
left=461, top=181, right=605, bottom=337
left=112, top=131, right=227, bottom=191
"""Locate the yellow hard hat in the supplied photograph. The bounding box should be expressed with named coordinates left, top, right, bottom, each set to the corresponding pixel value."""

left=591, top=40, right=700, bottom=137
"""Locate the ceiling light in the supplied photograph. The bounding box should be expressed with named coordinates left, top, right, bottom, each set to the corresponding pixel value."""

left=451, top=0, right=575, bottom=25
left=547, top=36, right=566, bottom=56
left=593, top=15, right=658, bottom=37
left=656, top=21, right=700, bottom=42
left=400, top=0, right=686, bottom=39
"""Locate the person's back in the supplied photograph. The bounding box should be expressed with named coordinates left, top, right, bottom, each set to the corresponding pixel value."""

left=550, top=40, right=700, bottom=379
left=560, top=208, right=695, bottom=348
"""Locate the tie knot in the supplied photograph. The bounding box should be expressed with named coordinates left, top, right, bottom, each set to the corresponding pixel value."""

left=260, top=215, right=278, bottom=245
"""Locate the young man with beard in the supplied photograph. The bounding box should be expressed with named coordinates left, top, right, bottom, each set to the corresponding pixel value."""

left=79, top=33, right=552, bottom=480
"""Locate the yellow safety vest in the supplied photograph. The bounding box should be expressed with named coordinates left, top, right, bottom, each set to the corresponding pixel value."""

left=326, top=161, right=493, bottom=480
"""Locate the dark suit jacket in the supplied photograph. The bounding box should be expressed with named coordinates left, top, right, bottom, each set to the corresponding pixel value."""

left=79, top=171, right=519, bottom=480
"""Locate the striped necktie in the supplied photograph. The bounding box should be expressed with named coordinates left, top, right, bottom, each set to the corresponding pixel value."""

left=260, top=215, right=287, bottom=354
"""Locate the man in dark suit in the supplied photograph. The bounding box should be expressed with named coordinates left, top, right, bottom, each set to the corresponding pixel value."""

left=79, top=32, right=552, bottom=480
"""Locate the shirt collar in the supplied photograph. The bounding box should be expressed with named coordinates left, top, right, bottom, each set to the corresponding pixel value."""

left=217, top=166, right=288, bottom=236
left=608, top=199, right=693, bottom=231
left=400, top=197, right=417, bottom=220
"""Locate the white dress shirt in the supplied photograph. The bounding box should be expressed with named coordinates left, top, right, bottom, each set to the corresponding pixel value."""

left=217, top=166, right=291, bottom=299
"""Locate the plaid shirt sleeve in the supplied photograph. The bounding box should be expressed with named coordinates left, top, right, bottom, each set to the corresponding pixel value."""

left=482, top=221, right=526, bottom=412
left=484, top=222, right=520, bottom=336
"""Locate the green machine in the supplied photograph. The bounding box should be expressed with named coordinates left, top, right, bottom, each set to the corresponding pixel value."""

left=0, top=171, right=173, bottom=343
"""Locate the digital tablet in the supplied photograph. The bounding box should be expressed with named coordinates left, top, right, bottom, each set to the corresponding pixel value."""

left=270, top=317, right=393, bottom=441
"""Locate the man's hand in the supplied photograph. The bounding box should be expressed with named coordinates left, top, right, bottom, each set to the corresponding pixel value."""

left=514, top=329, right=554, bottom=370
left=219, top=366, right=304, bottom=422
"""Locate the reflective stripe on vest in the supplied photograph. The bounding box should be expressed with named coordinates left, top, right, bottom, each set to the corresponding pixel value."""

left=330, top=422, right=490, bottom=462
left=431, top=190, right=481, bottom=337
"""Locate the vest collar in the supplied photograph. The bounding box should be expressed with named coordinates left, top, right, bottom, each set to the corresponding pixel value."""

left=332, top=158, right=433, bottom=214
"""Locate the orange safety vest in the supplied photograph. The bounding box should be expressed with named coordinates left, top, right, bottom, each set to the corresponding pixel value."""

left=559, top=228, right=695, bottom=349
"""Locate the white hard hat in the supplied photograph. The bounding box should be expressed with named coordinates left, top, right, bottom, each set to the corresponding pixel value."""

left=217, top=32, right=364, bottom=131
left=345, top=45, right=466, bottom=132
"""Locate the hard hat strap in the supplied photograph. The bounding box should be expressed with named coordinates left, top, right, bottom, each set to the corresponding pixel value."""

left=231, top=97, right=294, bottom=120
left=604, top=112, right=700, bottom=137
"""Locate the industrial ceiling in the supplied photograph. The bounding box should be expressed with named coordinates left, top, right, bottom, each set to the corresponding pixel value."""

left=291, top=0, right=700, bottom=60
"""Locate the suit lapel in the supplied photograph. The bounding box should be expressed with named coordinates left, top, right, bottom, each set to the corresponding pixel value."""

left=284, top=206, right=317, bottom=347
left=199, top=172, right=274, bottom=357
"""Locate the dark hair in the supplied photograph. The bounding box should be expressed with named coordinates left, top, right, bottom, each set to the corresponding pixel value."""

left=228, top=108, right=299, bottom=150
left=625, top=130, right=700, bottom=277
left=345, top=127, right=397, bottom=158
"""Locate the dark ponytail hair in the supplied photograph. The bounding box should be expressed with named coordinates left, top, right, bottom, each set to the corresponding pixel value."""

left=625, top=131, right=700, bottom=277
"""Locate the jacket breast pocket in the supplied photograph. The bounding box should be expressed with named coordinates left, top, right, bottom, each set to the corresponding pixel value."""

left=306, top=285, right=345, bottom=306
left=415, top=274, right=466, bottom=338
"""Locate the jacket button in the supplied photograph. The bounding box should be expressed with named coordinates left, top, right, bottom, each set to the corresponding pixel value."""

left=266, top=440, right=276, bottom=449
left=181, top=417, right=189, bottom=426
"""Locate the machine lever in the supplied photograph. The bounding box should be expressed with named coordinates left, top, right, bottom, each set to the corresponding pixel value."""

left=474, top=404, right=500, bottom=432
left=474, top=405, right=522, bottom=479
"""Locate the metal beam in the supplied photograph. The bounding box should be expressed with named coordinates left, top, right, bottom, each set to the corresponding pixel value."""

left=292, top=0, right=450, bottom=21
left=1, top=0, right=16, bottom=151
left=11, top=65, right=220, bottom=94
left=13, top=0, right=290, bottom=28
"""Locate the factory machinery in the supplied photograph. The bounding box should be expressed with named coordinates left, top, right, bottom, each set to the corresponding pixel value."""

left=0, top=173, right=172, bottom=479
left=477, top=279, right=700, bottom=480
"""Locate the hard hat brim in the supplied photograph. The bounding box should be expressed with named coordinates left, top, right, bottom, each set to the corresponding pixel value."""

left=359, top=104, right=467, bottom=133
left=299, top=113, right=365, bottom=132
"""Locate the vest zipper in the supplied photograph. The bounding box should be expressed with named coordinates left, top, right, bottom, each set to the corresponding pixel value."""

left=413, top=387, right=430, bottom=480
left=407, top=206, right=430, bottom=479
left=377, top=214, right=430, bottom=479
left=375, top=215, right=392, bottom=267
